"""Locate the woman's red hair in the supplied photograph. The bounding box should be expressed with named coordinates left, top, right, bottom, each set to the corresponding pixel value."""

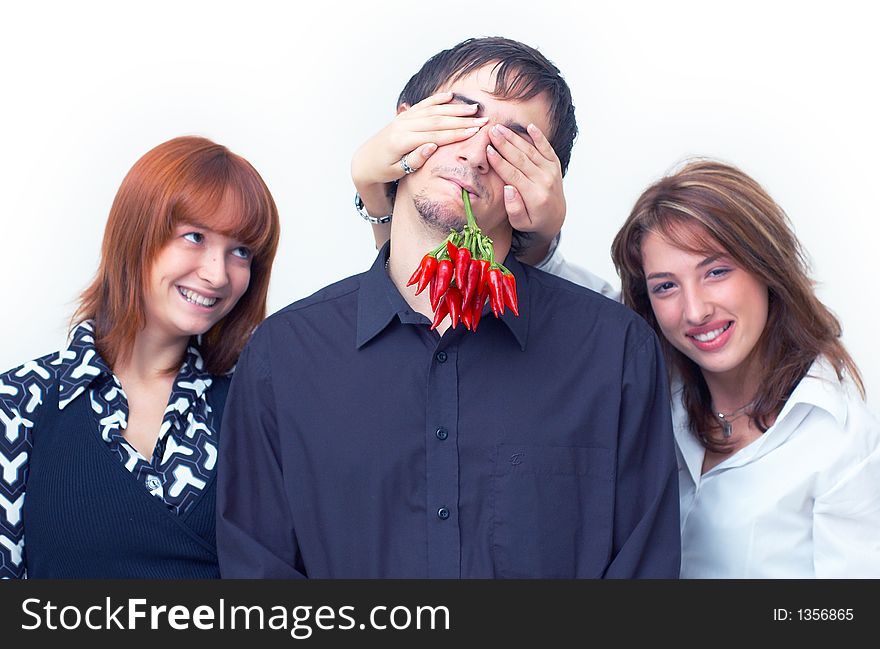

left=73, top=136, right=280, bottom=375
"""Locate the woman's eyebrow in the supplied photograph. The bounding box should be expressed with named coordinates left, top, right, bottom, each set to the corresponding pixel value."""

left=697, top=254, right=725, bottom=268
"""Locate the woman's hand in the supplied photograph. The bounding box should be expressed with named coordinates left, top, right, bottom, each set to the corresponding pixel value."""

left=351, top=91, right=489, bottom=190
left=351, top=91, right=489, bottom=249
left=487, top=122, right=566, bottom=265
left=351, top=93, right=567, bottom=261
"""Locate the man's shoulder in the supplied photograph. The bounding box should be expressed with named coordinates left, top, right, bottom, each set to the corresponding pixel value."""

left=526, top=264, right=649, bottom=331
left=269, top=273, right=365, bottom=323
left=246, top=272, right=367, bottom=349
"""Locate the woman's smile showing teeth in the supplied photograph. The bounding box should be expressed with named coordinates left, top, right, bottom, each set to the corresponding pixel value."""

left=687, top=320, right=733, bottom=351
left=692, top=322, right=730, bottom=342
left=178, top=286, right=219, bottom=308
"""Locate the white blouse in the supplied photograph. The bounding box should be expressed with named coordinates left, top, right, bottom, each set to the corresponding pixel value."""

left=675, top=357, right=880, bottom=578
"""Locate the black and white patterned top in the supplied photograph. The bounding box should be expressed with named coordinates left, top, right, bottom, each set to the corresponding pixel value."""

left=0, top=322, right=220, bottom=579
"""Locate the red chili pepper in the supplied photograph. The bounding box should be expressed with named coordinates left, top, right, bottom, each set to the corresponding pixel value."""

left=476, top=259, right=490, bottom=289
left=471, top=284, right=489, bottom=332
left=446, top=239, right=459, bottom=264
left=460, top=296, right=473, bottom=331
left=430, top=294, right=449, bottom=331
left=431, top=259, right=454, bottom=310
left=415, top=256, right=438, bottom=296
left=501, top=272, right=519, bottom=316
left=407, top=254, right=428, bottom=287
left=409, top=255, right=438, bottom=296
left=454, top=248, right=471, bottom=296
left=446, top=285, right=463, bottom=329
left=487, top=268, right=505, bottom=317
left=429, top=273, right=438, bottom=308
left=463, top=260, right=481, bottom=308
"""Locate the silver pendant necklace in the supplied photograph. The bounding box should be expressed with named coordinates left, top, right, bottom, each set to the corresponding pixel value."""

left=712, top=402, right=752, bottom=438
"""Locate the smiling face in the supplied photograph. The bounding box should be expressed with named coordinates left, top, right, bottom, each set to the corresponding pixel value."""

left=641, top=224, right=770, bottom=386
left=143, top=196, right=252, bottom=345
left=400, top=63, right=552, bottom=242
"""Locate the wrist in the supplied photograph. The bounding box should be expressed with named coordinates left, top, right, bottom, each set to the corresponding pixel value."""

left=355, top=191, right=392, bottom=224
left=355, top=177, right=396, bottom=218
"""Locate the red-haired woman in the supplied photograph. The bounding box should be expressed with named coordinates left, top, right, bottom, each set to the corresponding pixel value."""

left=0, top=136, right=280, bottom=578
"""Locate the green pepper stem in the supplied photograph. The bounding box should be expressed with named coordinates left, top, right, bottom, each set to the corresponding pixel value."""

left=462, top=189, right=478, bottom=231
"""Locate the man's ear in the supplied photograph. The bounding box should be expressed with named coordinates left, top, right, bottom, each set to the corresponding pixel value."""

left=396, top=103, right=411, bottom=115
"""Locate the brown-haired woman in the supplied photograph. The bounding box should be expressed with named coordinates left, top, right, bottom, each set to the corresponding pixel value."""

left=0, top=136, right=280, bottom=578
left=612, top=159, right=880, bottom=577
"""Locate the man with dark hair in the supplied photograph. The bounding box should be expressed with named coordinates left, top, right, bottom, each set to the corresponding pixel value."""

left=397, top=37, right=578, bottom=175
left=217, top=37, right=680, bottom=578
left=352, top=36, right=617, bottom=296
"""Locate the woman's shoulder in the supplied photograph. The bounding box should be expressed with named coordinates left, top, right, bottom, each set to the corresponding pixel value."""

left=786, top=357, right=880, bottom=454
left=1, top=322, right=108, bottom=416
left=0, top=349, right=65, bottom=417
left=798, top=358, right=874, bottom=419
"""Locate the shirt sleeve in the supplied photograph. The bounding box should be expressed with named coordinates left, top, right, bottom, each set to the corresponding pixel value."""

left=0, top=355, right=56, bottom=579
left=603, top=328, right=681, bottom=578
left=216, top=331, right=306, bottom=578
left=813, top=431, right=880, bottom=577
left=534, top=233, right=621, bottom=301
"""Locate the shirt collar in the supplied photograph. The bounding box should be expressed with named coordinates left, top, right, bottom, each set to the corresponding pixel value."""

left=673, top=356, right=850, bottom=480
left=55, top=321, right=213, bottom=410
left=356, top=241, right=530, bottom=350
left=775, top=356, right=848, bottom=429
left=670, top=382, right=703, bottom=486
left=55, top=321, right=114, bottom=410
left=170, top=344, right=213, bottom=403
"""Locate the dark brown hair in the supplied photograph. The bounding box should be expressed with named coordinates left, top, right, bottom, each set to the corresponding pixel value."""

left=398, top=37, right=577, bottom=175
left=611, top=159, right=863, bottom=452
left=73, top=136, right=281, bottom=375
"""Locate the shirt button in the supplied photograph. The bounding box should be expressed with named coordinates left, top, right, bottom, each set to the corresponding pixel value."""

left=436, top=351, right=448, bottom=363
left=435, top=427, right=448, bottom=440
left=437, top=507, right=450, bottom=520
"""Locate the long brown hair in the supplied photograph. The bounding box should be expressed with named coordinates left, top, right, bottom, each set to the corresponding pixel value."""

left=611, top=159, right=863, bottom=452
left=73, top=136, right=280, bottom=375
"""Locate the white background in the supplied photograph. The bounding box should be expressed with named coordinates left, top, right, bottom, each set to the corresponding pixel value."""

left=2, top=0, right=877, bottom=405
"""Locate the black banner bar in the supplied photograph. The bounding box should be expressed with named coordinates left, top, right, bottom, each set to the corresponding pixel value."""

left=1, top=580, right=874, bottom=645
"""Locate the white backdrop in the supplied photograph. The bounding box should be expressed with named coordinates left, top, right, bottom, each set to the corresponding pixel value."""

left=2, top=0, right=878, bottom=405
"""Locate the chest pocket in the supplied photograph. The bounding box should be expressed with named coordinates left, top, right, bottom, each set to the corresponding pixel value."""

left=492, top=444, right=614, bottom=578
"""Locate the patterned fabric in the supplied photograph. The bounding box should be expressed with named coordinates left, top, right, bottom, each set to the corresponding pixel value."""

left=0, top=322, right=220, bottom=579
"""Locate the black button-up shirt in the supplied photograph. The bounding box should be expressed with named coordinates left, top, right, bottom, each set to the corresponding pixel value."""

left=217, top=244, right=680, bottom=578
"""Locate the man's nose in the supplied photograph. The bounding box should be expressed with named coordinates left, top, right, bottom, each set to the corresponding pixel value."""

left=455, top=123, right=492, bottom=174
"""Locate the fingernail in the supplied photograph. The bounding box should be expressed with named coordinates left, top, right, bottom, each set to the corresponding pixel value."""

left=422, top=143, right=437, bottom=156
left=475, top=116, right=489, bottom=124
left=491, top=124, right=503, bottom=135
left=465, top=127, right=479, bottom=135
left=504, top=185, right=515, bottom=200
left=487, top=144, right=498, bottom=157
left=527, top=123, right=539, bottom=135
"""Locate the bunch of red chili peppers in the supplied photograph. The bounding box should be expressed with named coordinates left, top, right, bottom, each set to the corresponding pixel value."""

left=406, top=189, right=519, bottom=331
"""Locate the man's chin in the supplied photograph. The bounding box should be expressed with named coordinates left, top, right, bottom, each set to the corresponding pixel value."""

left=413, top=196, right=467, bottom=233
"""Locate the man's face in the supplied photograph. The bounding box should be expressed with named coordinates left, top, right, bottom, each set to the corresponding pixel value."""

left=401, top=63, right=553, bottom=241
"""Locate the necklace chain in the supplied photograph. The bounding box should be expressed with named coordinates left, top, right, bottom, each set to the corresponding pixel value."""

left=712, top=402, right=753, bottom=438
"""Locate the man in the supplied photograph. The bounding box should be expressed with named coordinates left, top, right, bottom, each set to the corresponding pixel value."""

left=350, top=39, right=618, bottom=299
left=217, top=37, right=679, bottom=578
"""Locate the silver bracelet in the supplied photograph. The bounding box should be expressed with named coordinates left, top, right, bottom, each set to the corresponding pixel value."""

left=355, top=192, right=392, bottom=224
